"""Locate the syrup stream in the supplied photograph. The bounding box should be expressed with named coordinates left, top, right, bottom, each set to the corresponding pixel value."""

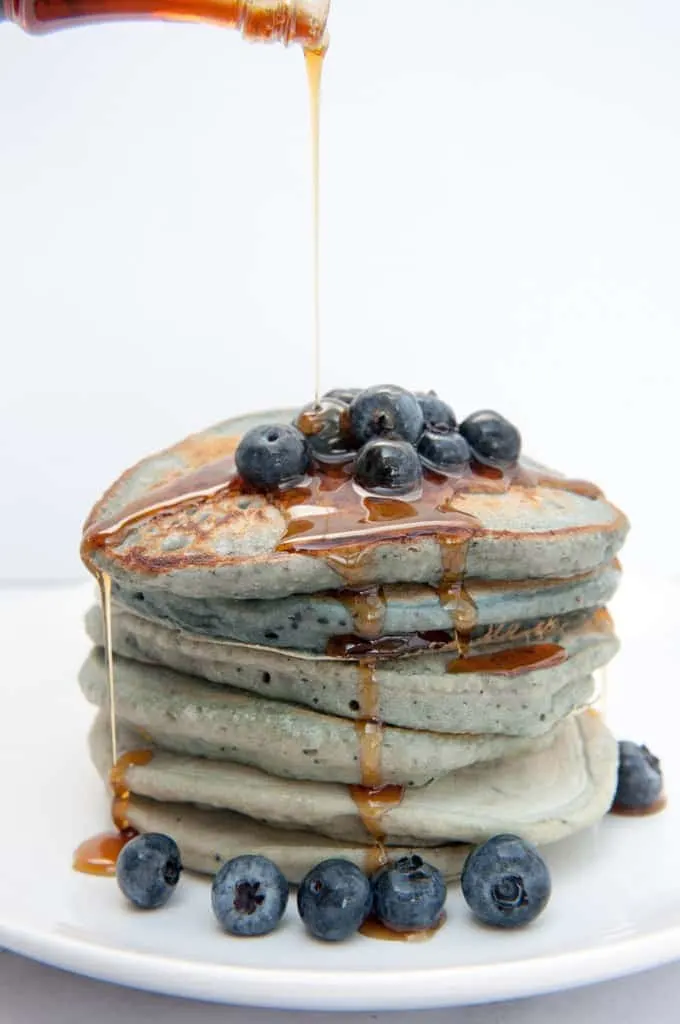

left=96, top=570, right=118, bottom=765
left=305, top=43, right=325, bottom=405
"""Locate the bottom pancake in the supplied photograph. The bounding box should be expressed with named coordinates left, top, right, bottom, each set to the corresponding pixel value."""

left=89, top=708, right=617, bottom=868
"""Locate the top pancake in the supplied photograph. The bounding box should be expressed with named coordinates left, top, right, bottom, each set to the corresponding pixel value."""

left=84, top=409, right=629, bottom=600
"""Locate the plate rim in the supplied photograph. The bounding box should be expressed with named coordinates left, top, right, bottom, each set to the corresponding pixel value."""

left=3, top=914, right=680, bottom=1010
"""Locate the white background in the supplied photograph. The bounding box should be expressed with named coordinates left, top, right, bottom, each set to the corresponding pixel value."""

left=1, top=0, right=679, bottom=581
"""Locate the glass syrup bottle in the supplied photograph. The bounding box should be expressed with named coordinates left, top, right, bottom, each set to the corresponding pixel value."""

left=0, top=0, right=329, bottom=45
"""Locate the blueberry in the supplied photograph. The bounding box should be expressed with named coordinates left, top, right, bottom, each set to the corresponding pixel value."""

left=614, top=741, right=663, bottom=811
left=235, top=424, right=310, bottom=490
left=211, top=854, right=288, bottom=937
left=354, top=438, right=423, bottom=496
left=350, top=385, right=424, bottom=446
left=417, top=392, right=457, bottom=432
left=323, top=387, right=361, bottom=406
left=297, top=858, right=373, bottom=941
left=373, top=855, right=446, bottom=932
left=418, top=429, right=471, bottom=474
left=461, top=834, right=550, bottom=928
left=116, top=833, right=182, bottom=910
left=459, top=410, right=521, bottom=467
left=295, top=399, right=354, bottom=464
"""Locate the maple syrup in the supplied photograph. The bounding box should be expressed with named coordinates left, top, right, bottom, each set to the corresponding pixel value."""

left=73, top=749, right=153, bottom=876
left=359, top=912, right=446, bottom=942
left=3, top=0, right=330, bottom=41
left=610, top=794, right=668, bottom=818
left=304, top=41, right=326, bottom=404
left=447, top=642, right=567, bottom=677
left=326, top=630, right=454, bottom=659
left=336, top=586, right=387, bottom=639
left=96, top=570, right=118, bottom=764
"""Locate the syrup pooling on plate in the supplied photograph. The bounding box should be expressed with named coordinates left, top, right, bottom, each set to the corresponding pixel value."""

left=610, top=795, right=668, bottom=817
left=73, top=749, right=153, bottom=876
left=359, top=912, right=447, bottom=942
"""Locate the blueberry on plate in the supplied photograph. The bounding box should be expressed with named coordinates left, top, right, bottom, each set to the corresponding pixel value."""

left=461, top=834, right=550, bottom=928
left=459, top=410, right=521, bottom=467
left=354, top=438, right=423, bottom=496
left=373, top=854, right=446, bottom=932
left=350, top=385, right=424, bottom=446
left=295, top=398, right=354, bottom=464
left=417, top=392, right=457, bottom=432
left=613, top=741, right=664, bottom=811
left=116, top=833, right=182, bottom=910
left=235, top=424, right=310, bottom=490
left=323, top=387, right=361, bottom=406
left=297, top=858, right=373, bottom=941
left=211, top=855, right=289, bottom=937
left=418, top=429, right=471, bottom=474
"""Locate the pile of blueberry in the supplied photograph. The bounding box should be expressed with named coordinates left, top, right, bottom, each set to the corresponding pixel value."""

left=116, top=833, right=552, bottom=936
left=235, top=385, right=522, bottom=496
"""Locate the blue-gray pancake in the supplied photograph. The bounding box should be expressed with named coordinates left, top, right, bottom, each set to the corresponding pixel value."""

left=89, top=710, right=618, bottom=880
left=79, top=605, right=614, bottom=782
left=85, top=602, right=617, bottom=736
left=83, top=410, right=629, bottom=600
left=109, top=561, right=621, bottom=652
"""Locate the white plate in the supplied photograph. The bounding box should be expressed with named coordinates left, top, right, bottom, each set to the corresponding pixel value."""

left=1, top=580, right=679, bottom=1011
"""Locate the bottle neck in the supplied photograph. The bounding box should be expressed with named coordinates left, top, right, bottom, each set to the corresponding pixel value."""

left=240, top=1, right=329, bottom=46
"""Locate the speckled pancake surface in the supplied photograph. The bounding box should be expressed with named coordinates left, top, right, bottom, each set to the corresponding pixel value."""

left=84, top=410, right=629, bottom=599
left=109, top=562, right=621, bottom=651
left=79, top=649, right=565, bottom=786
left=85, top=603, right=616, bottom=735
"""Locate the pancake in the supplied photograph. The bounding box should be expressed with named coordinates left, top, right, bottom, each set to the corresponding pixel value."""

left=83, top=409, right=629, bottom=599
left=109, top=561, right=621, bottom=652
left=90, top=709, right=618, bottom=849
left=85, top=603, right=616, bottom=735
left=123, top=795, right=472, bottom=882
left=79, top=648, right=572, bottom=786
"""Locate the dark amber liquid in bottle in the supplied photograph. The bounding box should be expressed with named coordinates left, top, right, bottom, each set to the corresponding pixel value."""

left=5, top=0, right=328, bottom=41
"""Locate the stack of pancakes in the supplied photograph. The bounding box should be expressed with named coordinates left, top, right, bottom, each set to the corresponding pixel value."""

left=80, top=409, right=629, bottom=881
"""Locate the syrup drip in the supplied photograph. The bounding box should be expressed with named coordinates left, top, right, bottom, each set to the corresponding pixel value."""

left=345, top=659, right=406, bottom=874
left=359, top=912, right=446, bottom=942
left=73, top=749, right=153, bottom=876
left=336, top=586, right=387, bottom=639
left=447, top=643, right=567, bottom=677
left=437, top=533, right=478, bottom=655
